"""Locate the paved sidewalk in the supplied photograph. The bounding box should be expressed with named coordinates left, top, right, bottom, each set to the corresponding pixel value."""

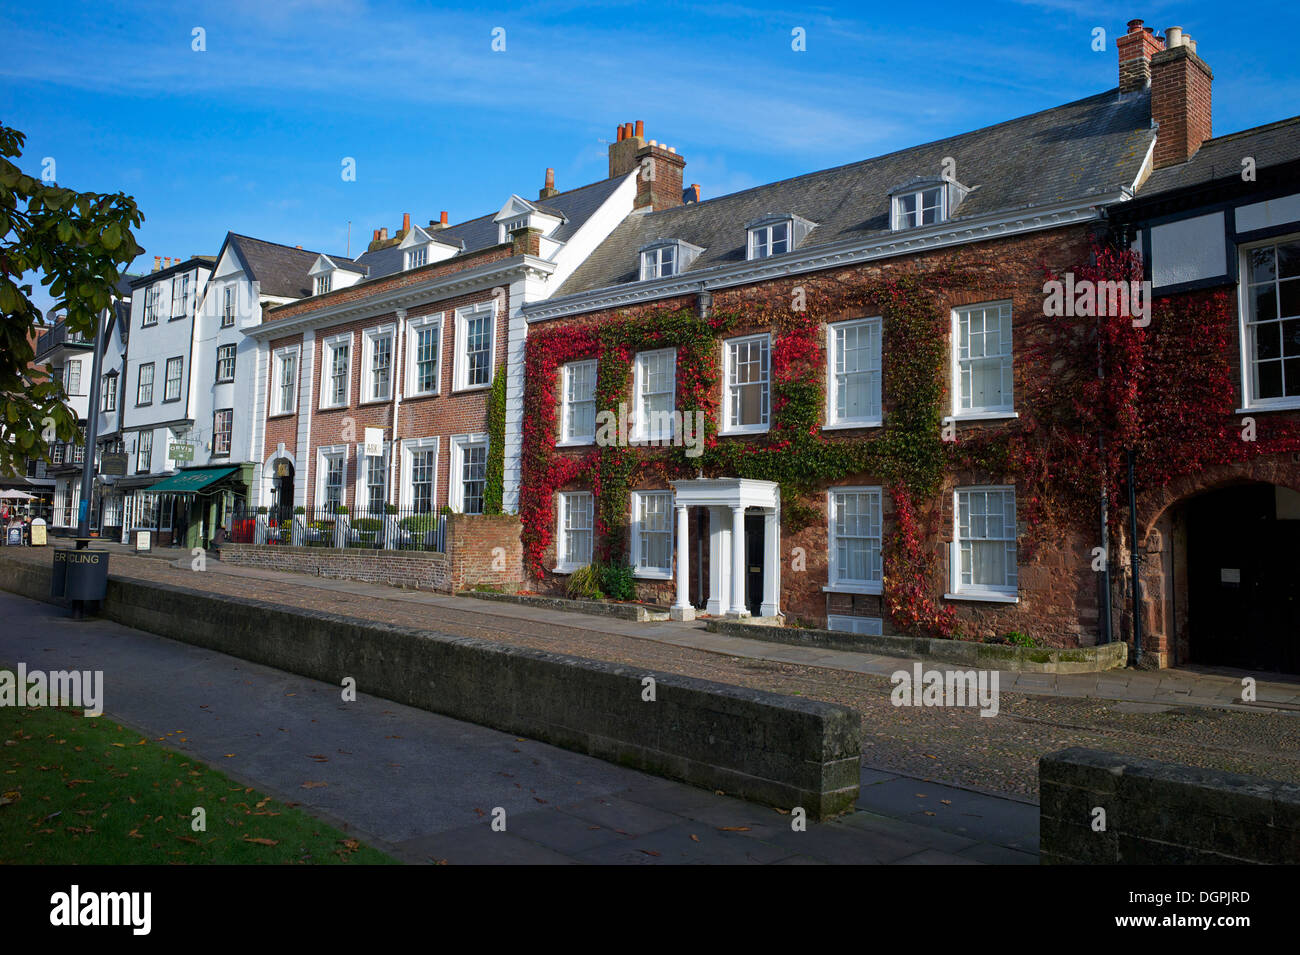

left=0, top=591, right=1036, bottom=865
left=182, top=555, right=1300, bottom=713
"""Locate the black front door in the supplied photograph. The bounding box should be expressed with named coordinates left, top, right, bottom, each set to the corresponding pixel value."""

left=745, top=514, right=765, bottom=617
left=275, top=464, right=295, bottom=523
left=1186, top=483, right=1300, bottom=673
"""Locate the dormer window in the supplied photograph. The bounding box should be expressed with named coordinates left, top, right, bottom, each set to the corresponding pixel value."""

left=889, top=176, right=969, bottom=231
left=745, top=215, right=815, bottom=261
left=894, top=186, right=944, bottom=229
left=749, top=221, right=789, bottom=259
left=499, top=216, right=529, bottom=243
left=638, top=240, right=703, bottom=281
left=315, top=273, right=332, bottom=295
left=406, top=246, right=428, bottom=270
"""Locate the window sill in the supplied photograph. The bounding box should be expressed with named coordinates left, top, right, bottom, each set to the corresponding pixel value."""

left=634, top=569, right=673, bottom=581
left=944, top=591, right=1020, bottom=604
left=267, top=411, right=296, bottom=419
left=1236, top=402, right=1300, bottom=414
left=822, top=420, right=882, bottom=432
left=453, top=384, right=491, bottom=395
left=718, top=426, right=770, bottom=437
left=823, top=583, right=882, bottom=595
left=318, top=402, right=349, bottom=412
left=405, top=390, right=440, bottom=400
left=358, top=397, right=391, bottom=407
left=946, top=411, right=1018, bottom=423
left=552, top=563, right=590, bottom=575
left=556, top=438, right=595, bottom=449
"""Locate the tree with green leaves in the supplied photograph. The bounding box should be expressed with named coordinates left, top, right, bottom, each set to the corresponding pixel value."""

left=0, top=122, right=143, bottom=477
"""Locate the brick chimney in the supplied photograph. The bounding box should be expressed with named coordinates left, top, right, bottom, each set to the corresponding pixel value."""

left=153, top=255, right=161, bottom=272
left=1116, top=18, right=1165, bottom=93
left=539, top=167, right=558, bottom=200
left=1151, top=25, right=1213, bottom=168
left=607, top=121, right=687, bottom=211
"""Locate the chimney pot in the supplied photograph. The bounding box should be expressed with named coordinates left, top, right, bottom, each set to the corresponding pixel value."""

left=545, top=167, right=555, bottom=188
left=635, top=120, right=644, bottom=138
left=154, top=255, right=161, bottom=271
left=402, top=212, right=411, bottom=233
left=1165, top=26, right=1183, bottom=48
left=295, top=245, right=302, bottom=250
left=440, top=210, right=449, bottom=226
left=1127, top=18, right=1144, bottom=33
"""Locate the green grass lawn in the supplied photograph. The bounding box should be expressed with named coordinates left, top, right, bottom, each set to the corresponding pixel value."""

left=0, top=704, right=397, bottom=864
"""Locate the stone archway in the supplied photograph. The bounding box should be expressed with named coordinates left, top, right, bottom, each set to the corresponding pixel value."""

left=1129, top=457, right=1300, bottom=672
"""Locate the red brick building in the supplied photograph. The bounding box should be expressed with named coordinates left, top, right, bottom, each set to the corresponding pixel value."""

left=514, top=18, right=1299, bottom=669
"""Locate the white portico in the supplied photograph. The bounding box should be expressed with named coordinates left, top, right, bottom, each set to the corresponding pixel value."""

left=668, top=477, right=781, bottom=622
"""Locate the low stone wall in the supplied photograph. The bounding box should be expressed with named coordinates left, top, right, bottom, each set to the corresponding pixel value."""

left=219, top=513, right=524, bottom=594
left=219, top=544, right=451, bottom=590
left=1040, top=747, right=1300, bottom=864
left=707, top=620, right=1129, bottom=673
left=462, top=589, right=670, bottom=622
left=0, top=556, right=861, bottom=818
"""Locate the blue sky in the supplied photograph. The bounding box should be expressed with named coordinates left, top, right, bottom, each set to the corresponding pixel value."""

left=3, top=0, right=1297, bottom=315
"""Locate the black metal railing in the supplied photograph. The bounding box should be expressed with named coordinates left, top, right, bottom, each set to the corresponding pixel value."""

left=228, top=504, right=447, bottom=553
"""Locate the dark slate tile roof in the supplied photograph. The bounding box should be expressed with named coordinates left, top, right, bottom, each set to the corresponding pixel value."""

left=353, top=174, right=631, bottom=279
left=556, top=90, right=1157, bottom=297
left=1139, top=115, right=1300, bottom=193
left=227, top=234, right=339, bottom=299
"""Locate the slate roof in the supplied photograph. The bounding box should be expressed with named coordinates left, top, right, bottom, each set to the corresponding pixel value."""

left=353, top=174, right=631, bottom=280
left=555, top=89, right=1157, bottom=297
left=1139, top=115, right=1300, bottom=193
left=225, top=234, right=341, bottom=300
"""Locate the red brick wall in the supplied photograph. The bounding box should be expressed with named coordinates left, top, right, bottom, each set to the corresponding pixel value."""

left=446, top=513, right=523, bottom=592
left=530, top=225, right=1107, bottom=644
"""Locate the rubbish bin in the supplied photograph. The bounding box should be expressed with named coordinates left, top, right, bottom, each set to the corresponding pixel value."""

left=51, top=548, right=70, bottom=598
left=65, top=550, right=110, bottom=602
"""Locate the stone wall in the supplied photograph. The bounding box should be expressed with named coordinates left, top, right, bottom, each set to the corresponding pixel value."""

left=219, top=511, right=523, bottom=594
left=0, top=555, right=862, bottom=818
left=1040, top=747, right=1300, bottom=864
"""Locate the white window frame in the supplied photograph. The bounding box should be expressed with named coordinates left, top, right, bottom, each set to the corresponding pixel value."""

left=215, top=343, right=236, bottom=383
left=163, top=356, right=184, bottom=402
left=633, top=348, right=676, bottom=443
left=316, top=444, right=349, bottom=512
left=454, top=302, right=495, bottom=392
left=404, top=313, right=443, bottom=398
left=721, top=333, right=771, bottom=435
left=826, top=615, right=884, bottom=636
left=171, top=273, right=189, bottom=318
left=135, top=430, right=153, bottom=473
left=136, top=362, right=155, bottom=405
left=630, top=489, right=673, bottom=579
left=212, top=409, right=233, bottom=457
left=559, top=359, right=598, bottom=446
left=353, top=441, right=391, bottom=517
left=405, top=245, right=429, bottom=270
left=747, top=220, right=790, bottom=260
left=320, top=332, right=353, bottom=410
left=143, top=285, right=160, bottom=326
left=221, top=285, right=236, bottom=327
left=555, top=491, right=595, bottom=573
left=951, top=301, right=1015, bottom=419
left=399, top=436, right=440, bottom=513
left=271, top=344, right=300, bottom=416
left=449, top=432, right=489, bottom=515
left=892, top=186, right=946, bottom=230
left=1238, top=233, right=1300, bottom=411
left=640, top=244, right=678, bottom=280
left=63, top=359, right=81, bottom=396
left=825, top=486, right=883, bottom=594
left=825, top=317, right=883, bottom=428
left=315, top=272, right=332, bottom=296
left=361, top=324, right=396, bottom=404
left=948, top=485, right=1019, bottom=603
left=100, top=373, right=117, bottom=413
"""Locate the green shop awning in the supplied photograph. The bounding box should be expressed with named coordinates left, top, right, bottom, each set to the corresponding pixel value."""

left=142, top=467, right=239, bottom=494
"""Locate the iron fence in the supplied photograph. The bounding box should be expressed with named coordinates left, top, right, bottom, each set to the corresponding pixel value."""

left=228, top=504, right=447, bottom=553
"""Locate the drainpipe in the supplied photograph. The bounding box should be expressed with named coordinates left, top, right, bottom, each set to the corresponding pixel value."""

left=1127, top=447, right=1143, bottom=665
left=389, top=309, right=406, bottom=508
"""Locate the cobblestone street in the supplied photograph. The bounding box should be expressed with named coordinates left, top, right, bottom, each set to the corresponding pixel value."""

left=9, top=546, right=1297, bottom=800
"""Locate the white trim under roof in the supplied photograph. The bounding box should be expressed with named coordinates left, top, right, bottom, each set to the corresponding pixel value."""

left=247, top=256, right=555, bottom=339
left=524, top=192, right=1129, bottom=323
